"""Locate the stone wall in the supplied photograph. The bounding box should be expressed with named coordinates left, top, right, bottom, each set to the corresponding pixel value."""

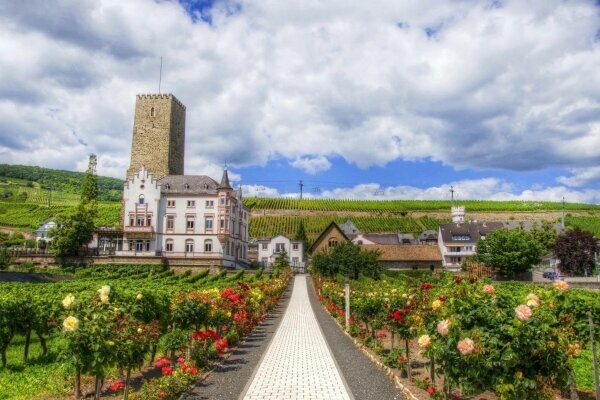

left=127, top=94, right=186, bottom=180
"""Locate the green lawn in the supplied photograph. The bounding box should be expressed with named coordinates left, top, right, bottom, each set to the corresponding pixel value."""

left=0, top=334, right=72, bottom=400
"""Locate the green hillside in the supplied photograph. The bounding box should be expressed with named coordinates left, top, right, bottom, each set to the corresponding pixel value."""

left=1, top=164, right=600, bottom=240
left=244, top=197, right=600, bottom=212
left=0, top=164, right=123, bottom=202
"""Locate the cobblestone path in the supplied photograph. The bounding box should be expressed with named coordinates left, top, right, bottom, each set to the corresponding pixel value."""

left=241, top=274, right=352, bottom=400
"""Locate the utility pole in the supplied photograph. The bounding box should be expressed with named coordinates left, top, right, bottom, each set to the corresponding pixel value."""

left=158, top=56, right=163, bottom=94
left=450, top=186, right=455, bottom=207
left=561, top=196, right=566, bottom=229
left=299, top=180, right=304, bottom=200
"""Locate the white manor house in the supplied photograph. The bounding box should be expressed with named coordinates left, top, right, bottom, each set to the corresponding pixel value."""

left=113, top=93, right=250, bottom=269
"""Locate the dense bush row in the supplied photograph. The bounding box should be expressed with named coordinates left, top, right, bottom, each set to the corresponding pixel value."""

left=0, top=264, right=290, bottom=400
left=317, top=273, right=600, bottom=400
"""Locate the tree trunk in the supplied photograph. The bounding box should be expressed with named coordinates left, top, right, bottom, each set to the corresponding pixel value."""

left=391, top=331, right=395, bottom=350
left=94, top=376, right=103, bottom=400
left=429, top=357, right=435, bottom=385
left=405, top=339, right=412, bottom=381
left=38, top=332, right=47, bottom=357
left=123, top=369, right=131, bottom=400
left=1, top=348, right=7, bottom=368
left=23, top=328, right=31, bottom=363
left=74, top=367, right=81, bottom=398
left=569, top=368, right=580, bottom=400
left=149, top=344, right=157, bottom=366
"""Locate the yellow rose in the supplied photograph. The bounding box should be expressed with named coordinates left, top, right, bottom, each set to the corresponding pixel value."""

left=136, top=293, right=143, bottom=300
left=431, top=300, right=442, bottom=310
left=137, top=328, right=143, bottom=334
left=418, top=334, right=432, bottom=349
left=63, top=316, right=79, bottom=332
left=62, top=294, right=75, bottom=309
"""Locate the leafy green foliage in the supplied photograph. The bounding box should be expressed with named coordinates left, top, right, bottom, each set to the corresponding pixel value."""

left=530, top=220, right=559, bottom=254
left=475, top=228, right=543, bottom=276
left=311, top=242, right=383, bottom=279
left=273, top=250, right=290, bottom=270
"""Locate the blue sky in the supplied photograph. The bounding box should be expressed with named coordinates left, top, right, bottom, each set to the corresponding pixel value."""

left=1, top=0, right=600, bottom=202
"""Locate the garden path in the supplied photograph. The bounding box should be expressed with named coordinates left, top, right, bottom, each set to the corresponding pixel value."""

left=240, top=274, right=352, bottom=400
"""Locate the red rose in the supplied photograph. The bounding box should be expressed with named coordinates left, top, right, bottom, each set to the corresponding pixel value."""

left=426, top=386, right=436, bottom=395
left=161, top=366, right=173, bottom=375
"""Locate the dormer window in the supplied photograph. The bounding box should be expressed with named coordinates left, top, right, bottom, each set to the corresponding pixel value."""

left=184, top=183, right=190, bottom=190
left=164, top=183, right=170, bottom=190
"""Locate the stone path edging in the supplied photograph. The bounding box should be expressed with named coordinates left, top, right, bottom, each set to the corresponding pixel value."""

left=316, top=286, right=421, bottom=400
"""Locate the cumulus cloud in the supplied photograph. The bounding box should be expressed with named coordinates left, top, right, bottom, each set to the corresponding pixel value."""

left=290, top=155, right=332, bottom=174
left=0, top=0, right=599, bottom=188
left=246, top=177, right=600, bottom=204
left=557, top=166, right=600, bottom=187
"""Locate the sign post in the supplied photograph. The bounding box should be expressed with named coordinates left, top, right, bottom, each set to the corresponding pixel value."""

left=589, top=311, right=600, bottom=400
left=345, top=274, right=350, bottom=332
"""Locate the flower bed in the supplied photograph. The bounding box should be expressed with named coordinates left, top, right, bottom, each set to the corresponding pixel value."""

left=316, top=273, right=600, bottom=400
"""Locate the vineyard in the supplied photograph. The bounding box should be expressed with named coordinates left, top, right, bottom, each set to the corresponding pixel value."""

left=0, top=201, right=121, bottom=229
left=0, top=264, right=290, bottom=400
left=249, top=215, right=448, bottom=241
left=244, top=197, right=600, bottom=212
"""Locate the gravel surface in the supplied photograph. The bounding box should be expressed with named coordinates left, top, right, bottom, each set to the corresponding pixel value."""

left=181, top=280, right=293, bottom=400
left=307, top=277, right=405, bottom=400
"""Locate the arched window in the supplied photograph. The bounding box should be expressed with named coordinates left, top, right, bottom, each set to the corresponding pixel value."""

left=185, top=239, right=194, bottom=253
left=150, top=107, right=155, bottom=117
left=165, top=239, right=174, bottom=252
left=328, top=237, right=338, bottom=248
left=138, top=195, right=145, bottom=205
left=204, top=239, right=213, bottom=253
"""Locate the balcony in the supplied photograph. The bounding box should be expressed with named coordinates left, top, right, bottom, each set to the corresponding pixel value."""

left=123, top=226, right=154, bottom=233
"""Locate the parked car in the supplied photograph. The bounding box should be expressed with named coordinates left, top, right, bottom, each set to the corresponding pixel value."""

left=542, top=271, right=559, bottom=280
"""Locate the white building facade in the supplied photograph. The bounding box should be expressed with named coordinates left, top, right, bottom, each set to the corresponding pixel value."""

left=117, top=166, right=249, bottom=269
left=36, top=220, right=57, bottom=243
left=256, top=235, right=305, bottom=269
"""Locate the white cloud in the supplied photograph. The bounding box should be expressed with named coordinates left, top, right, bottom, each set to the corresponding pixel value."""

left=0, top=0, right=599, bottom=184
left=290, top=155, right=332, bottom=174
left=245, top=177, right=600, bottom=203
left=557, top=166, right=600, bottom=187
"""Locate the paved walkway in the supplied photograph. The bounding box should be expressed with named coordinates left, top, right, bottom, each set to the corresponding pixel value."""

left=241, top=275, right=352, bottom=400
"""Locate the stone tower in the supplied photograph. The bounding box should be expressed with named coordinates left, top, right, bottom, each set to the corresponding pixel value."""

left=126, top=94, right=186, bottom=180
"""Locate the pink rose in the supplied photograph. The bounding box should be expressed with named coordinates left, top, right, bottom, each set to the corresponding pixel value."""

left=436, top=319, right=450, bottom=337
left=457, top=338, right=475, bottom=355
left=554, top=280, right=569, bottom=291
left=483, top=284, right=495, bottom=295
left=515, top=304, right=532, bottom=322
left=526, top=293, right=540, bottom=307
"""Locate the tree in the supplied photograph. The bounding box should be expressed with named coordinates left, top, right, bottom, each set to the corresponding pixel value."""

left=553, top=228, right=598, bottom=276
left=310, top=242, right=383, bottom=279
left=475, top=228, right=543, bottom=277
left=530, top=220, right=558, bottom=254
left=294, top=221, right=308, bottom=253
left=273, top=249, right=290, bottom=270
left=0, top=247, right=12, bottom=270
left=50, top=155, right=98, bottom=258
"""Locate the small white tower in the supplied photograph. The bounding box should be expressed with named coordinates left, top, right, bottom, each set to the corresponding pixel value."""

left=451, top=206, right=465, bottom=223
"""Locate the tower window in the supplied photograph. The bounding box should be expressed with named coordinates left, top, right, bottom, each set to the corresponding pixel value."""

left=150, top=107, right=155, bottom=117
